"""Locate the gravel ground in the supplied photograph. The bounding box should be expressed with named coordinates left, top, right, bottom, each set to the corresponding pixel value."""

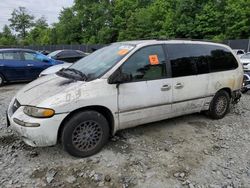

left=0, top=83, right=250, bottom=188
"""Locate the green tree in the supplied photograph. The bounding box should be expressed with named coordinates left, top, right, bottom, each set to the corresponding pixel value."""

left=27, top=17, right=49, bottom=45
left=74, top=0, right=115, bottom=43
left=54, top=7, right=82, bottom=44
left=224, top=0, right=250, bottom=39
left=0, top=25, right=16, bottom=45
left=194, top=1, right=225, bottom=40
left=9, top=7, right=34, bottom=39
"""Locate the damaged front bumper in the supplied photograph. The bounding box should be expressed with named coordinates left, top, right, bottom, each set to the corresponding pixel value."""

left=7, top=105, right=68, bottom=147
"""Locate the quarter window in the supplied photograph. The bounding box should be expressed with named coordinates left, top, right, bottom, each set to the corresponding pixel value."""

left=205, top=45, right=238, bottom=72
left=121, top=45, right=166, bottom=81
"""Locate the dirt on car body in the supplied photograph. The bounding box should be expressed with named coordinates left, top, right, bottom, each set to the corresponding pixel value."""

left=0, top=83, right=250, bottom=187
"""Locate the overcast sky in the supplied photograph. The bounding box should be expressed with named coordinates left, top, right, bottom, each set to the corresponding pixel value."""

left=0, top=0, right=74, bottom=31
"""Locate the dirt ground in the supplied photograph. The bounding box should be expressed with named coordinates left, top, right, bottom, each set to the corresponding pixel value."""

left=0, top=83, right=250, bottom=188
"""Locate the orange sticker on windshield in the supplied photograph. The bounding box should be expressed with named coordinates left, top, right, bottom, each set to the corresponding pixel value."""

left=149, top=55, right=159, bottom=65
left=118, top=49, right=129, bottom=56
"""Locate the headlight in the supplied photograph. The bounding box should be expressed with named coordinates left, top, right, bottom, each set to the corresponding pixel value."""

left=23, top=106, right=55, bottom=118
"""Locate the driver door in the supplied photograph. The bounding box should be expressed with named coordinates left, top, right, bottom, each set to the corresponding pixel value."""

left=117, top=45, right=173, bottom=129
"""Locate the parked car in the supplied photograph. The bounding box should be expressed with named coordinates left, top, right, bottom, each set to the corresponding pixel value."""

left=48, top=50, right=86, bottom=63
left=7, top=40, right=243, bottom=157
left=233, top=49, right=245, bottom=57
left=0, top=49, right=64, bottom=86
left=40, top=52, right=91, bottom=76
left=39, top=63, right=71, bottom=77
left=240, top=52, right=250, bottom=71
left=39, top=50, right=50, bottom=55
left=242, top=72, right=250, bottom=93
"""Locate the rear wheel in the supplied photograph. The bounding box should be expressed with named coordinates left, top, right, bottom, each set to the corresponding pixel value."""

left=62, top=111, right=110, bottom=157
left=208, top=90, right=230, bottom=119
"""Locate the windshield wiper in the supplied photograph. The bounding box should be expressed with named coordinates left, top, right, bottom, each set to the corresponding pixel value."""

left=57, top=68, right=88, bottom=81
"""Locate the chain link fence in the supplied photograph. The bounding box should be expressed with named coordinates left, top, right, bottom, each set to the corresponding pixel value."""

left=0, top=39, right=249, bottom=53
left=224, top=39, right=250, bottom=52
left=0, top=44, right=106, bottom=53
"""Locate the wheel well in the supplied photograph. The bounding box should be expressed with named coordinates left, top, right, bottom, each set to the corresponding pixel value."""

left=219, top=87, right=232, bottom=98
left=57, top=106, right=114, bottom=143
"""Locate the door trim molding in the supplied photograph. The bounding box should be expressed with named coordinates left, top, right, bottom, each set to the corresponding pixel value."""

left=118, top=95, right=214, bottom=114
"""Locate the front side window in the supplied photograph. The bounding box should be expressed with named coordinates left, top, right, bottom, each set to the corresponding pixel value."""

left=23, top=52, right=36, bottom=61
left=121, top=45, right=166, bottom=81
left=24, top=52, right=50, bottom=62
left=2, top=52, right=21, bottom=60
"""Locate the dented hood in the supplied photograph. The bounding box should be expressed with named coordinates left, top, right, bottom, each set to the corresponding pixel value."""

left=15, top=74, right=83, bottom=106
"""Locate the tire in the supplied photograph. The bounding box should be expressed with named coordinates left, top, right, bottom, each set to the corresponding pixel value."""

left=61, top=111, right=110, bottom=157
left=0, top=74, right=4, bottom=86
left=208, top=90, right=230, bottom=119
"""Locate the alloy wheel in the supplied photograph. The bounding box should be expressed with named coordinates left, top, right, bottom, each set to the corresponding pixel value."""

left=72, top=120, right=103, bottom=152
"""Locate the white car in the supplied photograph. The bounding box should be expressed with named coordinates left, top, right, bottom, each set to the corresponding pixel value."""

left=7, top=40, right=243, bottom=157
left=240, top=52, right=250, bottom=71
left=39, top=63, right=72, bottom=77
left=233, top=49, right=245, bottom=57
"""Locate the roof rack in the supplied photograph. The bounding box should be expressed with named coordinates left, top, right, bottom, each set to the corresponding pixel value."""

left=136, top=36, right=218, bottom=43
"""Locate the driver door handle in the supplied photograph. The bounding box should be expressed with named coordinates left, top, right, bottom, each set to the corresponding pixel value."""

left=175, top=83, right=184, bottom=89
left=161, top=84, right=171, bottom=91
left=27, top=64, right=34, bottom=66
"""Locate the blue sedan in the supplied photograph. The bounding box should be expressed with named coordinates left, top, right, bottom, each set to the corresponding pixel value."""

left=0, top=49, right=64, bottom=86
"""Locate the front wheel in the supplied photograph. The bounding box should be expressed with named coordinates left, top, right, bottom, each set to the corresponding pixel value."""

left=62, top=111, right=110, bottom=157
left=208, top=90, right=230, bottom=119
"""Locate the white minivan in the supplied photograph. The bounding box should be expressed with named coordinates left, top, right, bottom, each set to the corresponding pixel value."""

left=7, top=40, right=243, bottom=157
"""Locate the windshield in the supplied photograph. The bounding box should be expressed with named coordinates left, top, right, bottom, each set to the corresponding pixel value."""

left=241, top=53, right=250, bottom=59
left=68, top=43, right=135, bottom=81
left=48, top=50, right=61, bottom=57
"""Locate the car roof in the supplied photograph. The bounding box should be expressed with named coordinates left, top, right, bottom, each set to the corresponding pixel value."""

left=116, top=39, right=230, bottom=49
left=0, top=48, right=37, bottom=53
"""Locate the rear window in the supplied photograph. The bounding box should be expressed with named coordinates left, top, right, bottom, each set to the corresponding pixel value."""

left=205, top=45, right=238, bottom=72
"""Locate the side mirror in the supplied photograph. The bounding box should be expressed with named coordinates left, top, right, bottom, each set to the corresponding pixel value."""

left=108, top=68, right=131, bottom=84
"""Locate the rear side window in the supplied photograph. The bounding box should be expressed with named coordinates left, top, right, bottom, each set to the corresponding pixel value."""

left=2, top=52, right=21, bottom=60
left=121, top=45, right=167, bottom=81
left=205, top=45, right=238, bottom=72
left=0, top=53, right=3, bottom=60
left=166, top=44, right=210, bottom=77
